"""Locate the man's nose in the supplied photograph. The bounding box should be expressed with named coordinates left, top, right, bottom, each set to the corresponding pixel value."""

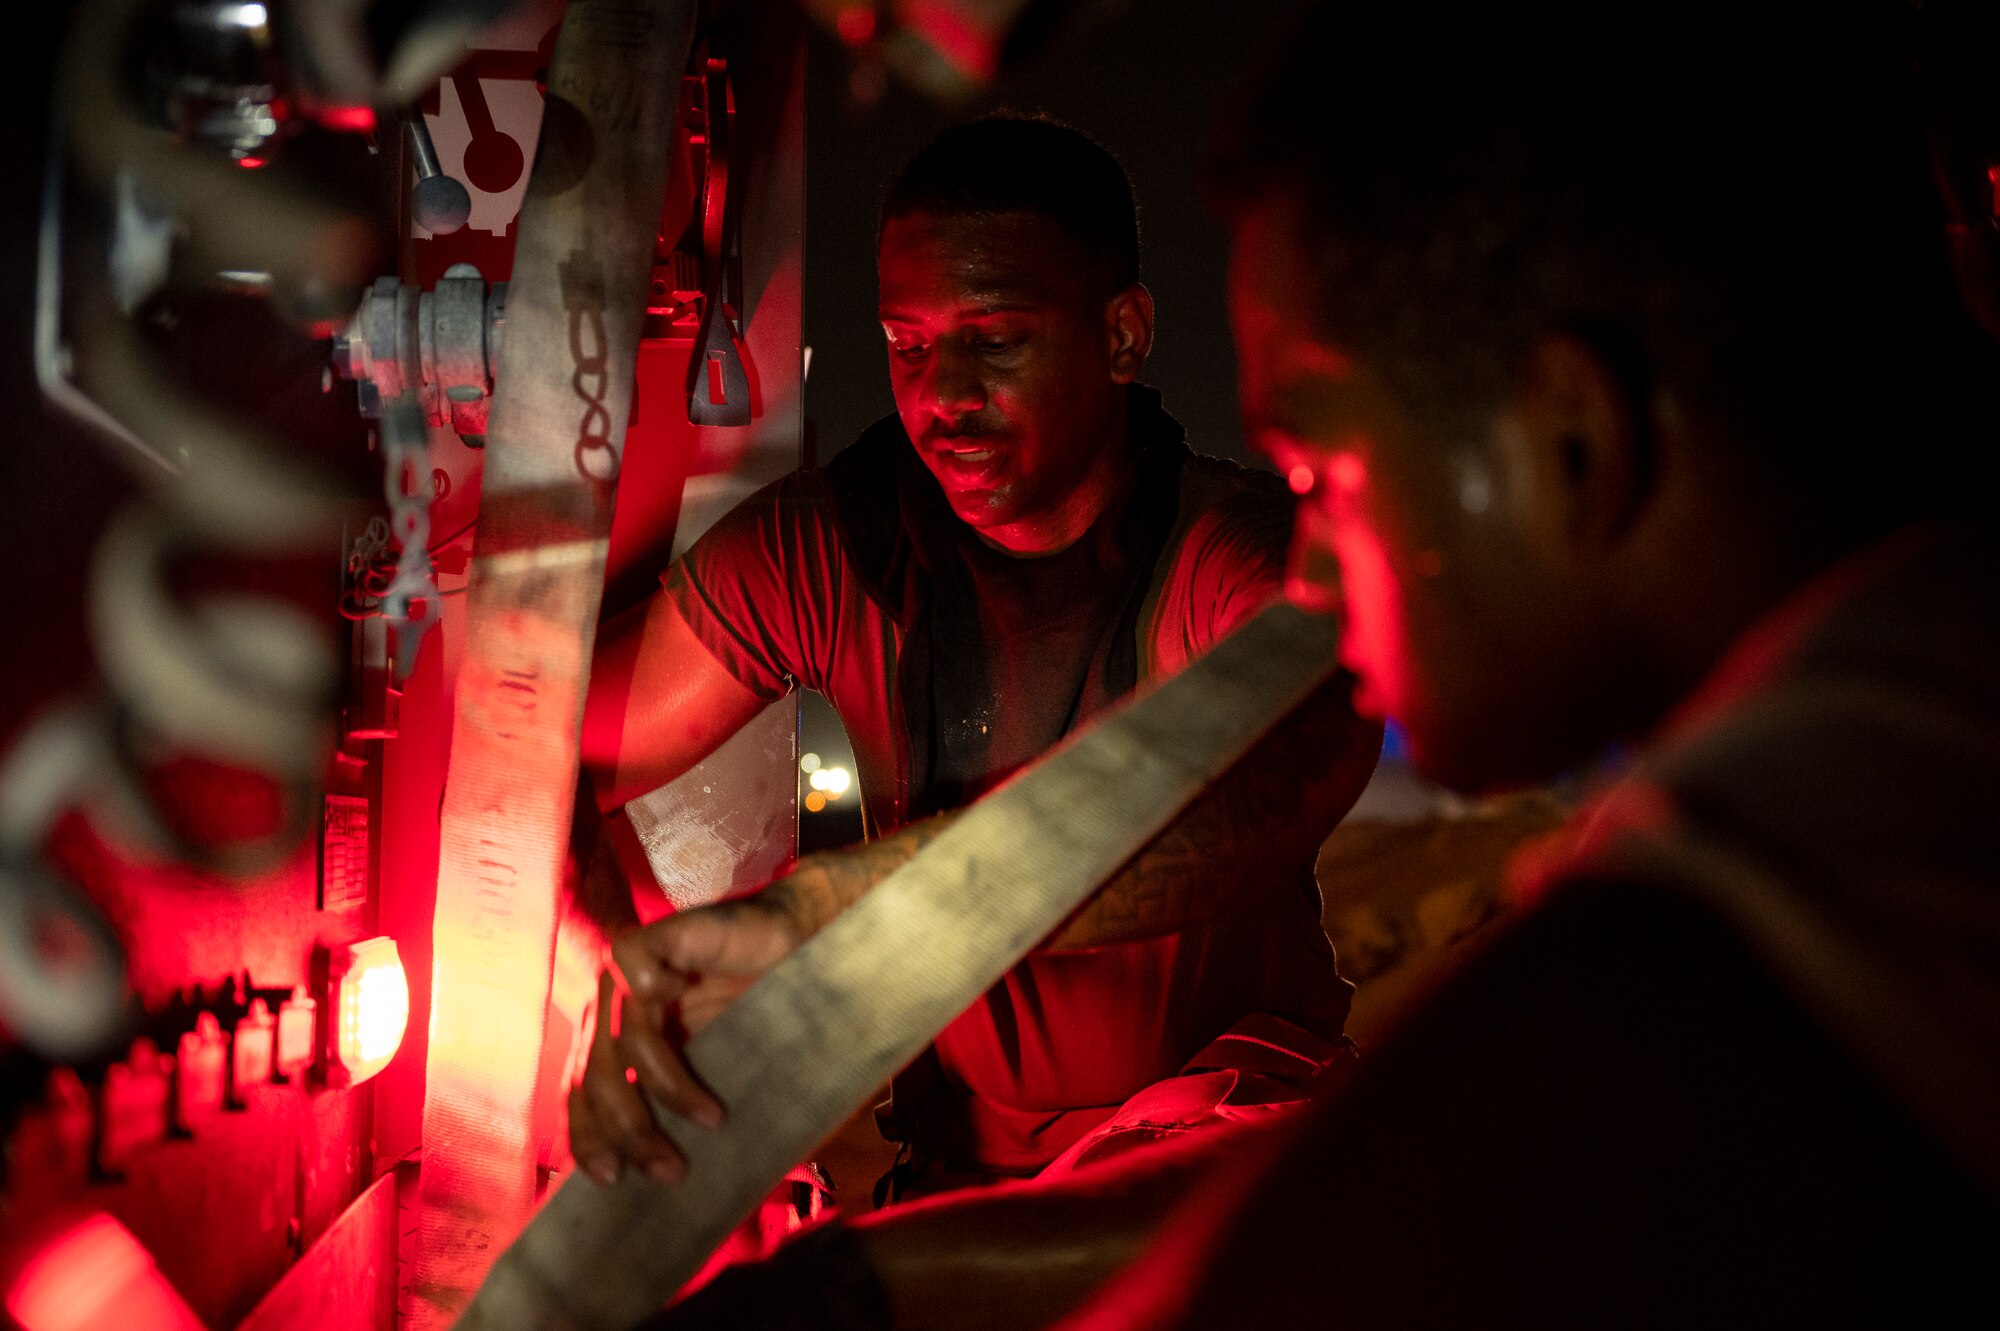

left=925, top=342, right=986, bottom=418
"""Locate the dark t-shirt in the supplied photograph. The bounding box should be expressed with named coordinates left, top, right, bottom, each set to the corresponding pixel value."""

left=929, top=492, right=1137, bottom=808
left=1141, top=884, right=2000, bottom=1328
left=661, top=391, right=1353, bottom=1174
left=664, top=392, right=1299, bottom=836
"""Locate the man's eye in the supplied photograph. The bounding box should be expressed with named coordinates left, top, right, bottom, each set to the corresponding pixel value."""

left=892, top=341, right=929, bottom=361
left=973, top=338, right=1023, bottom=355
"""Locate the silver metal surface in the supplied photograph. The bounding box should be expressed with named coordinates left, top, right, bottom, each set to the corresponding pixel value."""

left=627, top=703, right=798, bottom=911
left=457, top=601, right=1340, bottom=1331
left=336, top=266, right=504, bottom=441
left=35, top=138, right=176, bottom=473
left=165, top=0, right=290, bottom=160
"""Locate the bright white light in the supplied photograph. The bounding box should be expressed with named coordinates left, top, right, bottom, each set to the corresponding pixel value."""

left=799, top=752, right=821, bottom=773
left=353, top=967, right=407, bottom=1063
left=221, top=3, right=268, bottom=28
left=806, top=766, right=852, bottom=798
left=337, top=937, right=409, bottom=1084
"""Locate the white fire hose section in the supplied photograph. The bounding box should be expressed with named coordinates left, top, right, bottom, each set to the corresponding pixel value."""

left=410, top=1, right=696, bottom=1325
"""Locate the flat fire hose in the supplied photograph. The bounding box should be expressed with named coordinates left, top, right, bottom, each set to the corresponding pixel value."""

left=454, top=601, right=1341, bottom=1331
left=409, top=2, right=696, bottom=1327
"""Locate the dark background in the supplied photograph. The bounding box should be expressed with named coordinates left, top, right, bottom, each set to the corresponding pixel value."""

left=799, top=2, right=1306, bottom=466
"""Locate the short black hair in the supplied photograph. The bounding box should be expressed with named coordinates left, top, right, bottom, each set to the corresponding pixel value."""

left=883, top=113, right=1141, bottom=298
left=1212, top=2, right=1999, bottom=524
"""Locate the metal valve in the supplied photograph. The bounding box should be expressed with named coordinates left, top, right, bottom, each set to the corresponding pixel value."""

left=332, top=263, right=505, bottom=445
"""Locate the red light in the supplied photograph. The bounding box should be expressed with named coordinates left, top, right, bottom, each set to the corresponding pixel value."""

left=332, top=937, right=409, bottom=1085
left=901, top=0, right=995, bottom=80
left=317, top=104, right=377, bottom=134
left=836, top=6, right=877, bottom=43
left=1287, top=463, right=1315, bottom=495
left=1329, top=453, right=1367, bottom=494
left=236, top=156, right=267, bottom=170
left=5, top=1213, right=203, bottom=1331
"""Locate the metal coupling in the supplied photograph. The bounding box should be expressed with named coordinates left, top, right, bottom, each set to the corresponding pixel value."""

left=334, top=262, right=507, bottom=445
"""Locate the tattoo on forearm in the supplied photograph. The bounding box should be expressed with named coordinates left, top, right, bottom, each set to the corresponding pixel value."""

left=770, top=813, right=961, bottom=937
left=1050, top=681, right=1380, bottom=950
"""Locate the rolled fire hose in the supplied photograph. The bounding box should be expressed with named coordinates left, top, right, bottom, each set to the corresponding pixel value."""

left=408, top=0, right=696, bottom=1326
left=455, top=600, right=1341, bottom=1330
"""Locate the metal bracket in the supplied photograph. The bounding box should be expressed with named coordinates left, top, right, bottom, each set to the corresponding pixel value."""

left=640, top=69, right=709, bottom=345
left=684, top=56, right=751, bottom=426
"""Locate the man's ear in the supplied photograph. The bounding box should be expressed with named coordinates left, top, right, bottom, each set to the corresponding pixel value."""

left=1506, top=331, right=1653, bottom=558
left=1106, top=283, right=1156, bottom=384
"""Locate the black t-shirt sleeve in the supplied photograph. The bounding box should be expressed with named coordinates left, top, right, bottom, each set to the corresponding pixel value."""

left=661, top=471, right=843, bottom=701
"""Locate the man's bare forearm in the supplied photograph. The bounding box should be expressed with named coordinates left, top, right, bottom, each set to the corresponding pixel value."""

left=764, top=814, right=964, bottom=938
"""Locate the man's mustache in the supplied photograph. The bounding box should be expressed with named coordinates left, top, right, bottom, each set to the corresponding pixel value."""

left=931, top=416, right=999, bottom=440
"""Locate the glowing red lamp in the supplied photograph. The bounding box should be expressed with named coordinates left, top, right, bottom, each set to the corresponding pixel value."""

left=327, top=936, right=409, bottom=1086
left=315, top=104, right=378, bottom=134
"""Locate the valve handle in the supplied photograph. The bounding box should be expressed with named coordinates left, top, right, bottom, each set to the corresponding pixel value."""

left=405, top=113, right=472, bottom=235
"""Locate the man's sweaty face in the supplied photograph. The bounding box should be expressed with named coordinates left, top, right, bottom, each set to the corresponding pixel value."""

left=1231, top=199, right=1664, bottom=793
left=878, top=211, right=1126, bottom=545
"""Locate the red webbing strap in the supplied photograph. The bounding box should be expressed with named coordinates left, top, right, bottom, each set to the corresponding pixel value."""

left=407, top=3, right=695, bottom=1326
